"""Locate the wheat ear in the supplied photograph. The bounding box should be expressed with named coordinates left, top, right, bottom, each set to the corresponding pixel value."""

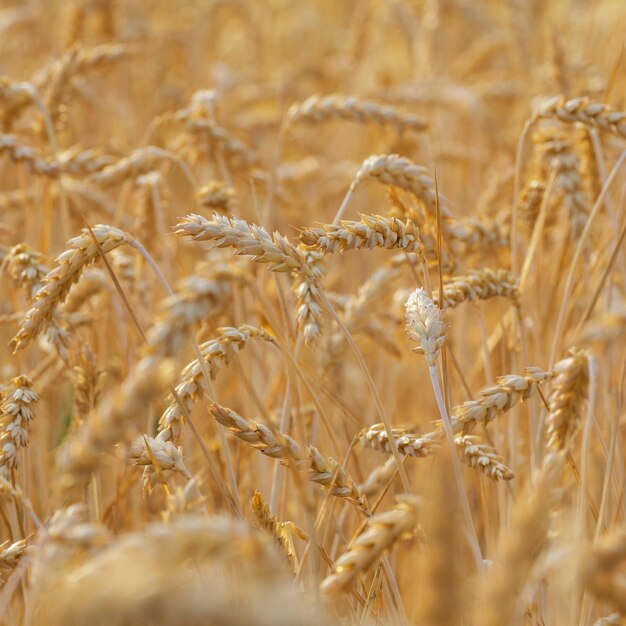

left=287, top=94, right=428, bottom=132
left=299, top=214, right=425, bottom=258
left=537, top=96, right=626, bottom=140
left=157, top=325, right=276, bottom=444
left=0, top=376, right=38, bottom=481
left=434, top=268, right=520, bottom=309
left=210, top=403, right=367, bottom=511
left=320, top=495, right=420, bottom=594
left=546, top=348, right=590, bottom=451
left=11, top=225, right=138, bottom=353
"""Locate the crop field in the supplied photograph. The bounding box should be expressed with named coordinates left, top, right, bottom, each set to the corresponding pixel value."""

left=0, top=0, right=626, bottom=624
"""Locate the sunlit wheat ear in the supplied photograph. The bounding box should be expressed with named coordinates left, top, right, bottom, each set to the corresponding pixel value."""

left=404, top=287, right=446, bottom=367
left=445, top=214, right=510, bottom=252
left=320, top=495, right=420, bottom=594
left=129, top=435, right=191, bottom=496
left=210, top=403, right=367, bottom=511
left=0, top=134, right=61, bottom=177
left=286, top=94, right=428, bottom=132
left=175, top=212, right=325, bottom=345
left=0, top=538, right=29, bottom=576
left=537, top=96, right=626, bottom=140
left=352, top=154, right=454, bottom=217
left=86, top=147, right=172, bottom=187
left=546, top=348, right=590, bottom=451
left=361, top=423, right=440, bottom=458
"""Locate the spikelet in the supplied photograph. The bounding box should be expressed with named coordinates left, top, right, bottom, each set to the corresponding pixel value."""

left=546, top=348, right=590, bottom=451
left=320, top=495, right=420, bottom=594
left=210, top=403, right=367, bottom=510
left=287, top=94, right=428, bottom=132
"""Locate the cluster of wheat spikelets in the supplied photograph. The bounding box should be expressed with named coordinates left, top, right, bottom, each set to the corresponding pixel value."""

left=1, top=1, right=626, bottom=624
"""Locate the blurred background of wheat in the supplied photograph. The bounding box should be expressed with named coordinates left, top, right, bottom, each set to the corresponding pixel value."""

left=1, top=0, right=626, bottom=624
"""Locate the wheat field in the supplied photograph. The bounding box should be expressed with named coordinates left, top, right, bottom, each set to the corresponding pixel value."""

left=0, top=0, right=626, bottom=624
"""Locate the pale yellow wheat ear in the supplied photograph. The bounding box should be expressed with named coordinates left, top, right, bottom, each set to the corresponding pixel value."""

left=210, top=402, right=368, bottom=511
left=433, top=268, right=520, bottom=310
left=251, top=490, right=307, bottom=571
left=157, top=324, right=276, bottom=444
left=546, top=348, right=590, bottom=451
left=320, top=494, right=420, bottom=594
left=537, top=96, right=626, bottom=140
left=405, top=287, right=483, bottom=566
left=0, top=375, right=38, bottom=481
left=352, top=154, right=454, bottom=218
left=286, top=94, right=428, bottom=133
left=175, top=212, right=325, bottom=345
left=299, top=214, right=425, bottom=258
left=361, top=423, right=440, bottom=458
left=10, top=225, right=139, bottom=353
